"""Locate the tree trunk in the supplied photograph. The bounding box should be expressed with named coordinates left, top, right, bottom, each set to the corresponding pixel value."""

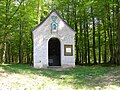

left=103, top=21, right=107, bottom=64
left=37, top=0, right=41, bottom=24
left=116, top=0, right=120, bottom=64
left=84, top=21, right=87, bottom=64
left=106, top=3, right=114, bottom=64
left=72, top=0, right=79, bottom=64
left=86, top=21, right=90, bottom=64
left=2, top=0, right=9, bottom=64
left=91, top=6, right=97, bottom=64
left=79, top=20, right=83, bottom=64
left=98, top=19, right=101, bottom=64
left=19, top=21, right=23, bottom=64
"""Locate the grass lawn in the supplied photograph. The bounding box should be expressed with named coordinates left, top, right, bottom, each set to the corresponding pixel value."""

left=0, top=64, right=120, bottom=90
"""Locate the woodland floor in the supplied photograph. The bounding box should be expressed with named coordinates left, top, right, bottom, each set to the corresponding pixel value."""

left=0, top=64, right=120, bottom=90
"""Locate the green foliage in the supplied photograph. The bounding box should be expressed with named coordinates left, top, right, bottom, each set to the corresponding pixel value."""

left=0, top=0, right=119, bottom=64
left=0, top=0, right=50, bottom=63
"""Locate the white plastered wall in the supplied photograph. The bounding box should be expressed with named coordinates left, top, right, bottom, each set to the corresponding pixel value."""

left=32, top=11, right=76, bottom=68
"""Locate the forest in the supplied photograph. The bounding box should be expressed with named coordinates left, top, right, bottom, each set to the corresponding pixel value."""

left=0, top=0, right=120, bottom=65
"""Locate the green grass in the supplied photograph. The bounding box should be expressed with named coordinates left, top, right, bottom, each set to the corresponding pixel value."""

left=0, top=64, right=120, bottom=90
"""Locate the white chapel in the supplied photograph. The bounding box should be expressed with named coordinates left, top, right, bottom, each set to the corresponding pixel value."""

left=32, top=10, right=76, bottom=68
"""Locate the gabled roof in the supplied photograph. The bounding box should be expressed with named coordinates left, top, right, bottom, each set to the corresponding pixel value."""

left=32, top=10, right=76, bottom=33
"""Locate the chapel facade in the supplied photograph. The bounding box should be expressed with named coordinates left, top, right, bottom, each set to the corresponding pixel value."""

left=32, top=10, right=76, bottom=68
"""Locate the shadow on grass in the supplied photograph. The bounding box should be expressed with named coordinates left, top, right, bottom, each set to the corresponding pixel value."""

left=0, top=64, right=59, bottom=76
left=0, top=64, right=120, bottom=89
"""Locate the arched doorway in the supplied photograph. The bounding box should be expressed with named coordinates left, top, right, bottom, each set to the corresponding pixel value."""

left=48, top=38, right=61, bottom=66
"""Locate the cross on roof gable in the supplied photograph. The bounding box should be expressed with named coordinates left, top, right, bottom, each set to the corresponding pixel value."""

left=32, top=10, right=76, bottom=34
